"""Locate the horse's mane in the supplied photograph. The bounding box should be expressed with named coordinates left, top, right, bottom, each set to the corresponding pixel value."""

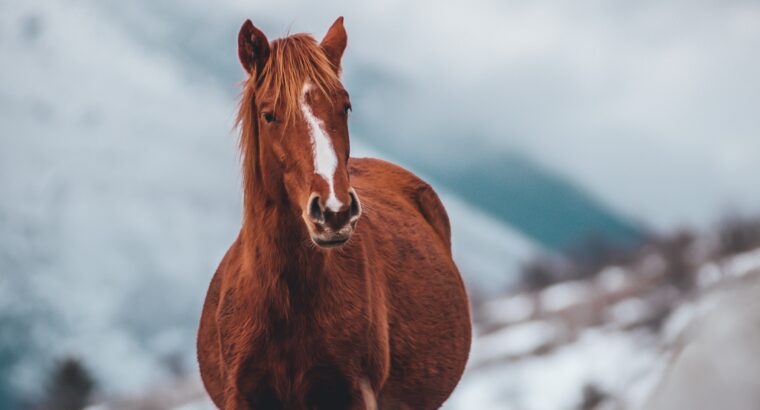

left=236, top=33, right=341, bottom=196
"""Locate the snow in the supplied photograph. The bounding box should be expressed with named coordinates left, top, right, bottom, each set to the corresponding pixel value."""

left=596, top=266, right=629, bottom=292
left=481, top=293, right=536, bottom=324
left=693, top=248, right=760, bottom=289
left=447, top=329, right=664, bottom=410
left=540, top=280, right=594, bottom=312
left=696, top=263, right=722, bottom=288
left=451, top=247, right=760, bottom=410
left=646, top=278, right=760, bottom=409
left=722, top=248, right=760, bottom=278
left=472, top=321, right=558, bottom=365
left=607, top=298, right=652, bottom=327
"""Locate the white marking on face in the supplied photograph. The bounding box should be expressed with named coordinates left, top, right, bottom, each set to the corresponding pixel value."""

left=300, top=83, right=343, bottom=212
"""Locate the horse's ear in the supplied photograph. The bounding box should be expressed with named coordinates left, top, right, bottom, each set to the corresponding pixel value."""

left=320, top=17, right=347, bottom=73
left=238, top=19, right=270, bottom=76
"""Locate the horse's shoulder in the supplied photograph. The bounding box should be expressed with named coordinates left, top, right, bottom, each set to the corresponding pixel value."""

left=349, top=157, right=452, bottom=251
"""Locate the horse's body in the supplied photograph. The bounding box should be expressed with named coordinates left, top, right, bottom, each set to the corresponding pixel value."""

left=197, top=18, right=471, bottom=410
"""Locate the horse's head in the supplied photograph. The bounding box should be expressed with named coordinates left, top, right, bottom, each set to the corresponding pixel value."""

left=237, top=18, right=361, bottom=249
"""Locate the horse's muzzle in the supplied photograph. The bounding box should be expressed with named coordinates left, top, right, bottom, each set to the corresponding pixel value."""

left=304, top=188, right=361, bottom=248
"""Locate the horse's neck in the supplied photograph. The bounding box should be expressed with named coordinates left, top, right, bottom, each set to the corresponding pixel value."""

left=241, top=193, right=326, bottom=293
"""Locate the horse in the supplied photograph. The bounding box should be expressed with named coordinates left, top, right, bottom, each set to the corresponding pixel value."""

left=197, top=17, right=471, bottom=410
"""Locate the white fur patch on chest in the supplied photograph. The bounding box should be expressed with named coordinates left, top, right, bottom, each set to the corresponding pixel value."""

left=300, top=83, right=343, bottom=212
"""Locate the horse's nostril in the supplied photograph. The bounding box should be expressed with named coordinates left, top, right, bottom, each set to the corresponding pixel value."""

left=349, top=190, right=361, bottom=220
left=308, top=195, right=324, bottom=223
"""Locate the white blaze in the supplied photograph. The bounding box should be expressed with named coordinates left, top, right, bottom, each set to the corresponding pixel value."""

left=300, top=83, right=343, bottom=212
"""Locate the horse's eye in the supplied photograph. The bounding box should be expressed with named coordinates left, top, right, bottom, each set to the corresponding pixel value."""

left=262, top=112, right=275, bottom=123
left=344, top=104, right=352, bottom=115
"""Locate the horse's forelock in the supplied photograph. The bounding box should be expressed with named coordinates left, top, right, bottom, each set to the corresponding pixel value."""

left=247, top=34, right=341, bottom=125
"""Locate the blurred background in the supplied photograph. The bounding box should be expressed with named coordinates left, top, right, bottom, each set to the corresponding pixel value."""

left=2, top=0, right=760, bottom=409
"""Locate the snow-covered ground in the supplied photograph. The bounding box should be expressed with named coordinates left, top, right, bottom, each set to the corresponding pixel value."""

left=445, top=246, right=760, bottom=410
left=447, top=329, right=663, bottom=410
left=645, top=275, right=760, bottom=410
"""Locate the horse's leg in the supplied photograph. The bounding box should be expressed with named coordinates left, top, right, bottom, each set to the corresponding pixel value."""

left=332, top=376, right=380, bottom=410
left=222, top=382, right=256, bottom=410
left=357, top=378, right=378, bottom=410
left=223, top=385, right=282, bottom=410
left=245, top=387, right=281, bottom=410
left=221, top=351, right=287, bottom=409
left=304, top=368, right=379, bottom=410
left=223, top=392, right=247, bottom=410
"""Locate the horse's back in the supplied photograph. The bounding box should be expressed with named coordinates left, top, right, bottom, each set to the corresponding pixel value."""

left=349, top=157, right=471, bottom=409
left=349, top=157, right=452, bottom=250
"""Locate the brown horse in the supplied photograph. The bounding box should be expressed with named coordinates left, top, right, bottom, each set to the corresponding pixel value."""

left=197, top=17, right=471, bottom=410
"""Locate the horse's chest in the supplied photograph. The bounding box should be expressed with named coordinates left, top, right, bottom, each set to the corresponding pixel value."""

left=217, top=272, right=380, bottom=404
left=244, top=313, right=370, bottom=407
left=260, top=302, right=369, bottom=359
